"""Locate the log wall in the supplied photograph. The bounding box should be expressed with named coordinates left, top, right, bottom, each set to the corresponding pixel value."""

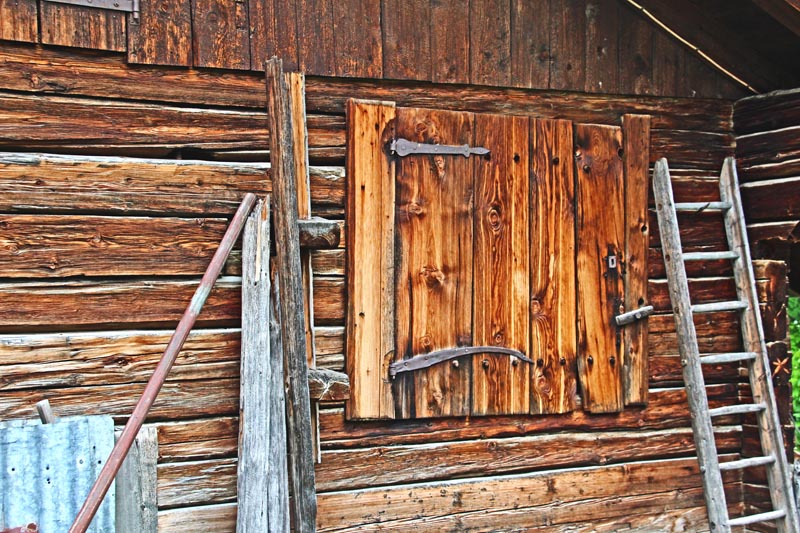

left=0, top=46, right=770, bottom=531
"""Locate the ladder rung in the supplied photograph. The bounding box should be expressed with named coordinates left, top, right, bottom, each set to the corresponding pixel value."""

left=682, top=251, right=739, bottom=261
left=728, top=509, right=787, bottom=527
left=708, top=403, right=765, bottom=417
left=719, top=455, right=775, bottom=471
left=673, top=201, right=732, bottom=212
left=700, top=352, right=757, bottom=365
left=691, top=301, right=749, bottom=314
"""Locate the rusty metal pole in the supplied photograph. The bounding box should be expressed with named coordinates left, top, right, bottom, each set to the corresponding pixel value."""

left=69, top=193, right=257, bottom=533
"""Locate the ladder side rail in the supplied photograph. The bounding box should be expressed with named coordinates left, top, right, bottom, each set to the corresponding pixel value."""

left=719, top=157, right=800, bottom=533
left=653, top=158, right=731, bottom=532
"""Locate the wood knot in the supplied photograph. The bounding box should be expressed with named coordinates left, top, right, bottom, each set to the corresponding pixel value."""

left=531, top=298, right=542, bottom=314
left=406, top=201, right=424, bottom=216
left=487, top=206, right=502, bottom=232
left=493, top=331, right=504, bottom=345
left=420, top=265, right=445, bottom=288
left=419, top=335, right=433, bottom=351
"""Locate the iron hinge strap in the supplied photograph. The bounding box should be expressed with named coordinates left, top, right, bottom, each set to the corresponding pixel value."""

left=389, top=346, right=533, bottom=378
left=390, top=138, right=490, bottom=158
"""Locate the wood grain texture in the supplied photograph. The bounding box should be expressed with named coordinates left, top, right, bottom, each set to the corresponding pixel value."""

left=472, top=113, right=530, bottom=415
left=430, top=0, right=469, bottom=84
left=297, top=0, right=335, bottom=75
left=549, top=0, right=586, bottom=91
left=40, top=1, right=126, bottom=51
left=382, top=0, right=431, bottom=81
left=395, top=107, right=473, bottom=418
left=576, top=123, right=625, bottom=413
left=128, top=0, right=192, bottom=66
left=510, top=0, right=549, bottom=89
left=622, top=114, right=651, bottom=405
left=191, top=0, right=250, bottom=69
left=585, top=0, right=619, bottom=93
left=0, top=0, right=38, bottom=42
left=116, top=426, right=158, bottom=533
left=469, top=0, right=511, bottom=86
left=618, top=3, right=654, bottom=96
left=529, top=118, right=577, bottom=414
left=345, top=100, right=396, bottom=420
left=332, top=0, right=382, bottom=77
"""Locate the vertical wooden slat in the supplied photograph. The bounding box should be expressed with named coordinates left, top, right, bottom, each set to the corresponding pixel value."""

left=297, top=0, right=335, bottom=75
left=550, top=0, right=586, bottom=91
left=265, top=58, right=316, bottom=532
left=40, top=2, right=126, bottom=51
left=618, top=3, right=654, bottom=95
left=333, top=0, right=382, bottom=77
left=469, top=0, right=511, bottom=86
left=345, top=99, right=397, bottom=420
left=115, top=427, right=158, bottom=533
left=270, top=0, right=299, bottom=71
left=430, top=0, right=470, bottom=84
left=472, top=114, right=530, bottom=415
left=585, top=0, right=619, bottom=94
left=652, top=29, right=684, bottom=97
left=529, top=118, right=577, bottom=414
left=576, top=123, right=624, bottom=414
left=622, top=114, right=651, bottom=406
left=127, top=0, right=192, bottom=66
left=382, top=0, right=431, bottom=81
left=510, top=0, right=550, bottom=89
left=0, top=0, right=38, bottom=42
left=395, top=107, right=474, bottom=419
left=191, top=0, right=251, bottom=69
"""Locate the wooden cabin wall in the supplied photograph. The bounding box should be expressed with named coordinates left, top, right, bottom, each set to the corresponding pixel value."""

left=733, top=89, right=800, bottom=533
left=2, top=0, right=747, bottom=100
left=0, top=43, right=771, bottom=531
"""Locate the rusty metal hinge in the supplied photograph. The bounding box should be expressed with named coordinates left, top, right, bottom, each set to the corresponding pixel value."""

left=614, top=305, right=654, bottom=326
left=389, top=346, right=532, bottom=378
left=390, top=138, right=490, bottom=158
left=44, top=0, right=139, bottom=21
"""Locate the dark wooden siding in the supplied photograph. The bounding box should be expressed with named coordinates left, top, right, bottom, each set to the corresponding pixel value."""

left=0, top=0, right=746, bottom=99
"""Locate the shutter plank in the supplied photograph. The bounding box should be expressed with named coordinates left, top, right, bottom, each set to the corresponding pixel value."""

left=576, top=123, right=624, bottom=413
left=191, top=0, right=251, bottom=69
left=529, top=118, right=577, bottom=414
left=40, top=1, right=126, bottom=51
left=395, top=108, right=474, bottom=418
left=0, top=0, right=38, bottom=42
left=472, top=114, right=530, bottom=415
left=128, top=0, right=192, bottom=66
left=622, top=114, right=651, bottom=405
left=345, top=100, right=396, bottom=420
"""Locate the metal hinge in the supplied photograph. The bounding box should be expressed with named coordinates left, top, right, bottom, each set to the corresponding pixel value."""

left=389, top=346, right=532, bottom=378
left=390, top=138, right=490, bottom=158
left=45, top=0, right=139, bottom=21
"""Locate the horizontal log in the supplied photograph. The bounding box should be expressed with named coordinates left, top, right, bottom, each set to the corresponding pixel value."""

left=734, top=88, right=800, bottom=135
left=747, top=221, right=800, bottom=243
left=154, top=417, right=238, bottom=463
left=298, top=217, right=341, bottom=249
left=649, top=354, right=739, bottom=384
left=649, top=245, right=733, bottom=278
left=0, top=43, right=733, bottom=134
left=316, top=427, right=740, bottom=492
left=157, top=458, right=237, bottom=509
left=308, top=368, right=350, bottom=402
left=648, top=174, right=720, bottom=207
left=319, top=383, right=738, bottom=447
left=742, top=176, right=800, bottom=222
left=158, top=503, right=237, bottom=532
left=736, top=128, right=800, bottom=175
left=649, top=129, right=734, bottom=171
left=648, top=210, right=726, bottom=247
left=738, top=157, right=800, bottom=182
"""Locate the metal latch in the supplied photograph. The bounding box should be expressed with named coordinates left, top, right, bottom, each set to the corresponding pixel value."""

left=45, top=0, right=140, bottom=20
left=614, top=305, right=654, bottom=326
left=389, top=346, right=533, bottom=378
left=390, top=138, right=490, bottom=158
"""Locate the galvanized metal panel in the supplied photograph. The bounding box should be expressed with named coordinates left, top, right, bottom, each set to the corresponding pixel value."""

left=1, top=415, right=115, bottom=532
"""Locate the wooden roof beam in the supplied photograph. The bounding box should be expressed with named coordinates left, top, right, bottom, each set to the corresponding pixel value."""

left=751, top=0, right=800, bottom=38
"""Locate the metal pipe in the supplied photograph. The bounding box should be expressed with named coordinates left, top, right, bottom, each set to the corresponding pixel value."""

left=69, top=193, right=257, bottom=533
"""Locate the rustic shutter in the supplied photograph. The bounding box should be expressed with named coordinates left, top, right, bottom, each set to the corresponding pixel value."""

left=346, top=99, right=648, bottom=420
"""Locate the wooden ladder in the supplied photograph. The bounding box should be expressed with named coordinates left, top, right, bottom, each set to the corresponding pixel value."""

left=653, top=156, right=800, bottom=533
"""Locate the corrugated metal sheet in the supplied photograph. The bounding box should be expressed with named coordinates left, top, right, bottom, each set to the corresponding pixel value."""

left=1, top=415, right=115, bottom=532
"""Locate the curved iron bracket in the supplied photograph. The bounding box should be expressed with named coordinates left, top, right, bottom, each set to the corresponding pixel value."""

left=389, top=346, right=533, bottom=378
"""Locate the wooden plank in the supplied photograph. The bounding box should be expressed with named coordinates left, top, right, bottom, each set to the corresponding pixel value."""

left=734, top=89, right=800, bottom=135
left=158, top=503, right=237, bottom=532
left=40, top=2, right=126, bottom=51
left=576, top=123, right=624, bottom=413
left=308, top=368, right=350, bottom=401
left=618, top=3, right=654, bottom=95
left=382, top=0, right=431, bottom=81
left=584, top=0, right=619, bottom=93
left=394, top=107, right=473, bottom=418
left=247, top=0, right=273, bottom=70
left=332, top=0, right=382, bottom=77
left=549, top=0, right=586, bottom=91
left=116, top=426, right=158, bottom=533
left=297, top=0, right=335, bottom=75
left=622, top=114, right=651, bottom=405
left=529, top=118, right=576, bottom=414
left=430, top=0, right=469, bottom=84
left=127, top=0, right=192, bottom=66
left=510, top=0, right=549, bottom=89
left=155, top=417, right=238, bottom=462
left=191, top=0, right=250, bottom=69
left=469, top=0, right=511, bottom=86
left=472, top=113, right=530, bottom=415
left=266, top=58, right=316, bottom=533
left=742, top=177, right=800, bottom=223
left=345, top=100, right=396, bottom=420
left=652, top=29, right=685, bottom=97
left=0, top=0, right=38, bottom=42
left=158, top=458, right=237, bottom=508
